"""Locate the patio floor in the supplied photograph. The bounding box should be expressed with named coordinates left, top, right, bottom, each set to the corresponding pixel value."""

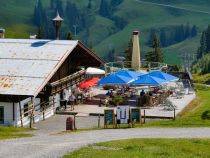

left=58, top=87, right=196, bottom=118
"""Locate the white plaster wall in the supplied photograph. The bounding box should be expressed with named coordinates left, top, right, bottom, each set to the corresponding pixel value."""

left=54, top=93, right=61, bottom=109
left=1, top=87, right=73, bottom=127
left=0, top=102, right=14, bottom=126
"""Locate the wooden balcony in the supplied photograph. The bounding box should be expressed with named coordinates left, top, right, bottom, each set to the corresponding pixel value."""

left=48, top=69, right=86, bottom=94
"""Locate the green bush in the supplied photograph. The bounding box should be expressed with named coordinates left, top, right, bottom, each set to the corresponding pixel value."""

left=201, top=111, right=210, bottom=120
left=113, top=95, right=123, bottom=105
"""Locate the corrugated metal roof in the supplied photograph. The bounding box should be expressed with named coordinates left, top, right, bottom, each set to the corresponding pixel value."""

left=0, top=39, right=78, bottom=96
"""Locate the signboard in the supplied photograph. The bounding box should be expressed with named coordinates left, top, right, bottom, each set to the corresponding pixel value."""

left=130, top=108, right=142, bottom=127
left=116, top=106, right=130, bottom=125
left=104, top=109, right=115, bottom=128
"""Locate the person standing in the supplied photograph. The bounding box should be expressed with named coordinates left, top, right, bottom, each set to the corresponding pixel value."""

left=63, top=92, right=68, bottom=110
left=69, top=93, right=76, bottom=111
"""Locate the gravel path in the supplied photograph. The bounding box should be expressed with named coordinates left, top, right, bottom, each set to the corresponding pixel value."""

left=1, top=128, right=210, bottom=158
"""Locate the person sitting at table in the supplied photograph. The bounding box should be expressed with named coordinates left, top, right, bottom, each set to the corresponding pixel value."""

left=140, top=89, right=145, bottom=97
left=106, top=90, right=113, bottom=97
left=149, top=91, right=153, bottom=96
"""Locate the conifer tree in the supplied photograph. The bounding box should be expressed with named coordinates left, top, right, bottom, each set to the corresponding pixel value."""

left=66, top=32, right=73, bottom=40
left=33, top=0, right=44, bottom=27
left=205, top=25, right=210, bottom=52
left=108, top=49, right=115, bottom=62
left=124, top=39, right=133, bottom=61
left=111, top=0, right=123, bottom=8
left=55, top=0, right=64, bottom=17
left=197, top=31, right=207, bottom=59
left=65, top=1, right=80, bottom=31
left=88, top=0, right=92, bottom=9
left=99, top=0, right=110, bottom=17
left=160, top=29, right=167, bottom=47
left=191, top=25, right=197, bottom=37
left=184, top=23, right=190, bottom=39
left=50, top=0, right=55, bottom=9
left=147, top=29, right=156, bottom=47
left=146, top=34, right=163, bottom=62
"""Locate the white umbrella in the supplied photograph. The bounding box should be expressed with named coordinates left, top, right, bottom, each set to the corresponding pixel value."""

left=85, top=67, right=105, bottom=75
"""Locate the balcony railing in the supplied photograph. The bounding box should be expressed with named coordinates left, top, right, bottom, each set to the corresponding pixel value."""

left=49, top=69, right=86, bottom=94
left=104, top=61, right=168, bottom=75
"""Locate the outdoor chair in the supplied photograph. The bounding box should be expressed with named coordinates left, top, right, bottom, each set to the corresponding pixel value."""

left=99, top=97, right=110, bottom=107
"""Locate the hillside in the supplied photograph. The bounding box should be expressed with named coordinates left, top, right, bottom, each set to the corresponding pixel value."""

left=1, top=0, right=210, bottom=65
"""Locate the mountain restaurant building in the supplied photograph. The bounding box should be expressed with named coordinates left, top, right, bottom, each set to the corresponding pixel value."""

left=0, top=39, right=104, bottom=126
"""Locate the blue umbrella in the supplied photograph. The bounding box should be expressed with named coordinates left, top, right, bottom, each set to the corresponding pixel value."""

left=97, top=74, right=133, bottom=85
left=148, top=71, right=179, bottom=82
left=131, top=74, right=166, bottom=85
left=115, top=70, right=144, bottom=79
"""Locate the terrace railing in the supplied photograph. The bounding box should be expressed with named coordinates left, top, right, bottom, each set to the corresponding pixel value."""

left=104, top=61, right=168, bottom=75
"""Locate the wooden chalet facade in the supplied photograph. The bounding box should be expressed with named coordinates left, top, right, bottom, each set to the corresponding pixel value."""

left=0, top=39, right=104, bottom=126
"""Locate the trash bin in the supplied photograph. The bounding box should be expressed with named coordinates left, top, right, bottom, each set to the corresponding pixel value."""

left=66, top=117, right=74, bottom=131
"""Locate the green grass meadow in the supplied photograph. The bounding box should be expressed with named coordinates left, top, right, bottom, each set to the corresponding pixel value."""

left=64, top=138, right=210, bottom=158
left=143, top=84, right=210, bottom=127
left=0, top=126, right=33, bottom=140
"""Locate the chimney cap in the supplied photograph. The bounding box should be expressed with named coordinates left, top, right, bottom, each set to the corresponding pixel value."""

left=133, top=31, right=139, bottom=35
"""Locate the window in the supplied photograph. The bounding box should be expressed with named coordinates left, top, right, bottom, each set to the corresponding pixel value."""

left=0, top=106, right=4, bottom=124
left=24, top=103, right=29, bottom=117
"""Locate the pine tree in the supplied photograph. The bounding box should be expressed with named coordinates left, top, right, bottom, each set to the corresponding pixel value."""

left=37, top=26, right=45, bottom=39
left=153, top=34, right=164, bottom=62
left=191, top=25, right=197, bottom=37
left=145, top=51, right=155, bottom=62
left=55, top=0, right=64, bottom=17
left=66, top=32, right=73, bottom=40
left=88, top=0, right=92, bottom=9
left=33, top=0, right=44, bottom=27
left=111, top=0, right=123, bottom=7
left=184, top=23, right=190, bottom=39
left=124, top=39, right=133, bottom=61
left=108, top=49, right=115, bottom=62
left=50, top=0, right=55, bottom=9
left=65, top=1, right=80, bottom=31
left=99, top=0, right=110, bottom=17
left=197, top=31, right=207, bottom=59
left=146, top=34, right=163, bottom=62
left=205, top=25, right=210, bottom=52
left=147, top=29, right=156, bottom=47
left=160, top=29, right=167, bottom=47
left=179, top=24, right=185, bottom=41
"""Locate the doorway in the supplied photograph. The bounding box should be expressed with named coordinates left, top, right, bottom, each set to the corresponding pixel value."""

left=0, top=106, right=4, bottom=124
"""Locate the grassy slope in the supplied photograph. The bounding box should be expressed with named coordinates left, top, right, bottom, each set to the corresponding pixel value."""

left=64, top=138, right=210, bottom=158
left=0, top=126, right=32, bottom=140
left=0, top=0, right=37, bottom=38
left=93, top=0, right=210, bottom=63
left=144, top=84, right=210, bottom=127
left=1, top=0, right=210, bottom=64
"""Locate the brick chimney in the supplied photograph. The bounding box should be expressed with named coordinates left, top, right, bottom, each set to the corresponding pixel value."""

left=0, top=28, right=5, bottom=38
left=131, top=31, right=141, bottom=69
